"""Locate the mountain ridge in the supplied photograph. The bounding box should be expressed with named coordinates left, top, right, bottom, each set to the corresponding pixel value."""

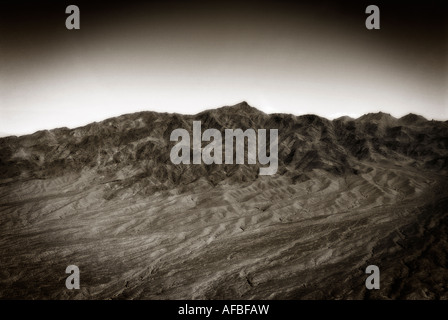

left=1, top=102, right=447, bottom=189
left=0, top=102, right=444, bottom=139
left=1, top=102, right=448, bottom=299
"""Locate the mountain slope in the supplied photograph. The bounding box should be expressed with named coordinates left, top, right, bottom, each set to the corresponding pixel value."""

left=0, top=102, right=447, bottom=299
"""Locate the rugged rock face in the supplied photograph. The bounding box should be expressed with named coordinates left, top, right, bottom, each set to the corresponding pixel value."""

left=0, top=102, right=447, bottom=299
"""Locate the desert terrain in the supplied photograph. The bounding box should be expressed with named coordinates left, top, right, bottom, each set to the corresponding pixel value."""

left=0, top=102, right=447, bottom=299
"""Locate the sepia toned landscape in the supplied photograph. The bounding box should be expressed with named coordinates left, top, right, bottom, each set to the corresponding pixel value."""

left=0, top=102, right=447, bottom=299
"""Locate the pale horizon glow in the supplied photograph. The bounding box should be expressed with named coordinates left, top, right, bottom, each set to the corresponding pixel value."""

left=1, top=1, right=446, bottom=136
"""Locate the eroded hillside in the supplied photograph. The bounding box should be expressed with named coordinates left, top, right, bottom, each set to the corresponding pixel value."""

left=0, top=102, right=447, bottom=299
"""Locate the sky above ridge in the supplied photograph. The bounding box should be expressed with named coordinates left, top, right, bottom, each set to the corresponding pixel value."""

left=1, top=0, right=447, bottom=135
